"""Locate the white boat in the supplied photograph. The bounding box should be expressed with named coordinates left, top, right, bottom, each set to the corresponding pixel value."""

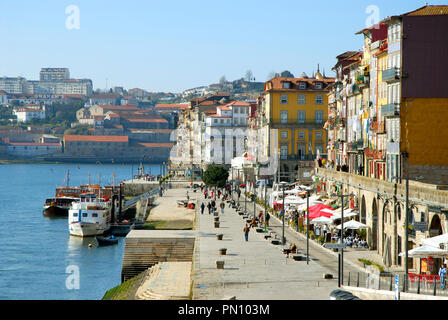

left=68, top=193, right=111, bottom=237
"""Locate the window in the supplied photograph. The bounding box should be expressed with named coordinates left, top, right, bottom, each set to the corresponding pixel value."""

left=82, top=213, right=88, bottom=217
left=280, top=131, right=288, bottom=139
left=315, top=111, right=323, bottom=124
left=315, top=95, right=323, bottom=105
left=280, top=111, right=288, bottom=124
left=297, top=111, right=306, bottom=124
left=92, top=213, right=98, bottom=218
left=315, top=82, right=322, bottom=90
left=298, top=95, right=306, bottom=105
left=299, top=82, right=306, bottom=90
left=280, top=95, right=288, bottom=104
left=298, top=131, right=305, bottom=139
left=280, top=144, right=288, bottom=160
left=73, top=213, right=78, bottom=217
left=214, top=119, right=218, bottom=124
left=220, top=119, right=224, bottom=124
left=316, top=131, right=323, bottom=140
left=282, top=82, right=291, bottom=89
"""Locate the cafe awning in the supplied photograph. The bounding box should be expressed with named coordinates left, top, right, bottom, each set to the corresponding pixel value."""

left=399, top=245, right=448, bottom=258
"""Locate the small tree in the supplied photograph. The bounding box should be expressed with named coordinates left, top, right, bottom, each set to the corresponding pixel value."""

left=203, top=165, right=229, bottom=188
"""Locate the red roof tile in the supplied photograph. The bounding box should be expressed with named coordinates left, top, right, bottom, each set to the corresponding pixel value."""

left=64, top=135, right=128, bottom=142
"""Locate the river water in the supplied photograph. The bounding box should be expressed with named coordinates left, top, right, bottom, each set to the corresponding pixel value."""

left=0, top=163, right=161, bottom=300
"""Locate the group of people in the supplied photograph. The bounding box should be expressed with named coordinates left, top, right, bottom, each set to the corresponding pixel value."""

left=200, top=199, right=226, bottom=215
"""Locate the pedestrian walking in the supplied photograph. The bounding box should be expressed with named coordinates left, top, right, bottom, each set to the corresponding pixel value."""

left=265, top=212, right=270, bottom=227
left=207, top=202, right=211, bottom=215
left=200, top=202, right=205, bottom=215
left=220, top=201, right=225, bottom=214
left=243, top=224, right=250, bottom=242
left=439, top=264, right=447, bottom=290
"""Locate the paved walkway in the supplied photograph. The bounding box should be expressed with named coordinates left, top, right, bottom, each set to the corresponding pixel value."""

left=192, top=191, right=340, bottom=300
left=235, top=192, right=406, bottom=278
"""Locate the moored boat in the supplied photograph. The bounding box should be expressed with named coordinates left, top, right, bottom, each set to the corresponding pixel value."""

left=43, top=197, right=79, bottom=217
left=68, top=193, right=111, bottom=237
left=96, top=235, right=119, bottom=246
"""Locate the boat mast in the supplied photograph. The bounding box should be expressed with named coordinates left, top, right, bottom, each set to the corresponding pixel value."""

left=66, top=169, right=70, bottom=187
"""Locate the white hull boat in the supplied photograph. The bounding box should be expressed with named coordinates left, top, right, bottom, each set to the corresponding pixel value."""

left=68, top=193, right=111, bottom=237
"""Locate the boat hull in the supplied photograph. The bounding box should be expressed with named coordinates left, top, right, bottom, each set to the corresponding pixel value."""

left=43, top=205, right=69, bottom=217
left=69, top=222, right=110, bottom=237
left=96, top=236, right=119, bottom=246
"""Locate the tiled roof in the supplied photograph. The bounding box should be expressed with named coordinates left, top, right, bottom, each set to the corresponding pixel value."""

left=405, top=5, right=448, bottom=16
left=7, top=142, right=61, bottom=147
left=97, top=105, right=139, bottom=111
left=154, top=103, right=189, bottom=110
left=137, top=142, right=174, bottom=148
left=64, top=135, right=128, bottom=142
left=129, top=129, right=174, bottom=133
left=125, top=118, right=168, bottom=123
left=265, top=76, right=335, bottom=92
left=224, top=100, right=251, bottom=107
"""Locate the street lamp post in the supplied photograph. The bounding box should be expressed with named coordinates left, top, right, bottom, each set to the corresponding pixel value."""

left=306, top=189, right=310, bottom=265
left=280, top=181, right=288, bottom=246
left=331, top=190, right=355, bottom=287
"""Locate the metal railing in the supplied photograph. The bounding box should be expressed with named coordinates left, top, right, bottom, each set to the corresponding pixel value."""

left=344, top=271, right=448, bottom=298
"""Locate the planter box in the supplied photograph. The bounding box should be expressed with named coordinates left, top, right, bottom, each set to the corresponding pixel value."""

left=271, top=240, right=280, bottom=245
left=214, top=217, right=219, bottom=222
left=255, top=228, right=264, bottom=233
left=216, top=261, right=225, bottom=269
left=216, top=234, right=223, bottom=240
left=214, top=222, right=220, bottom=228
left=219, top=248, right=227, bottom=255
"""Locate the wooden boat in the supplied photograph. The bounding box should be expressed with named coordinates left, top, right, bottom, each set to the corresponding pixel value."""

left=96, top=235, right=119, bottom=246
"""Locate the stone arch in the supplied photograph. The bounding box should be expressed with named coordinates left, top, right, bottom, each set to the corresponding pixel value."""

left=360, top=195, right=367, bottom=224
left=371, top=198, right=378, bottom=251
left=429, top=214, right=443, bottom=238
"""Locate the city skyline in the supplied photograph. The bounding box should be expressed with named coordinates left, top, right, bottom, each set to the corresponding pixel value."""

left=0, top=0, right=444, bottom=93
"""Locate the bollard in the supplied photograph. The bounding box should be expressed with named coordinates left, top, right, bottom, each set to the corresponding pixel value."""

left=390, top=275, right=393, bottom=291
left=357, top=272, right=360, bottom=287
left=434, top=278, right=437, bottom=296
left=417, top=276, right=420, bottom=294
left=348, top=272, right=351, bottom=286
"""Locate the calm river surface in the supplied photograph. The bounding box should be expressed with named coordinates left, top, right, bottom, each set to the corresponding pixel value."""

left=0, top=163, right=161, bottom=300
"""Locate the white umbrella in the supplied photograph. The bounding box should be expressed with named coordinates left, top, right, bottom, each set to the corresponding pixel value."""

left=399, top=245, right=448, bottom=258
left=330, top=210, right=359, bottom=221
left=336, top=219, right=368, bottom=230
left=310, top=216, right=333, bottom=225
left=422, top=234, right=448, bottom=248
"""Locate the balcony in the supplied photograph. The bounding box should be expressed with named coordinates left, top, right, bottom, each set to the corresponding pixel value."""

left=350, top=140, right=364, bottom=150
left=382, top=68, right=400, bottom=83
left=271, top=120, right=325, bottom=129
left=280, top=154, right=319, bottom=161
left=356, top=74, right=370, bottom=88
left=370, top=121, right=386, bottom=133
left=381, top=103, right=400, bottom=117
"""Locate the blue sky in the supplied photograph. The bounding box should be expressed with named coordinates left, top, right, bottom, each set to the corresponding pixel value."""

left=0, top=0, right=445, bottom=92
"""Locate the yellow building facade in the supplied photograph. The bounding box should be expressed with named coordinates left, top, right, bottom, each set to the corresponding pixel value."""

left=261, top=73, right=334, bottom=180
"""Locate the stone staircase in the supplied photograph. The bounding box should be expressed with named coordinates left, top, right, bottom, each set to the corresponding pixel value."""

left=135, top=262, right=192, bottom=300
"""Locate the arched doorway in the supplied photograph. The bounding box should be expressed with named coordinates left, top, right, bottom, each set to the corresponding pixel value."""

left=360, top=195, right=366, bottom=224
left=381, top=202, right=390, bottom=256
left=371, top=199, right=378, bottom=251
left=429, top=214, right=443, bottom=238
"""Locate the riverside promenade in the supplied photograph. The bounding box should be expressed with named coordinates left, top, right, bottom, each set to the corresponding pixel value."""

left=192, top=190, right=340, bottom=300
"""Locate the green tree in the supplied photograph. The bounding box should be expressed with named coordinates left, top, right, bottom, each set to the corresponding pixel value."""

left=203, top=165, right=229, bottom=188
